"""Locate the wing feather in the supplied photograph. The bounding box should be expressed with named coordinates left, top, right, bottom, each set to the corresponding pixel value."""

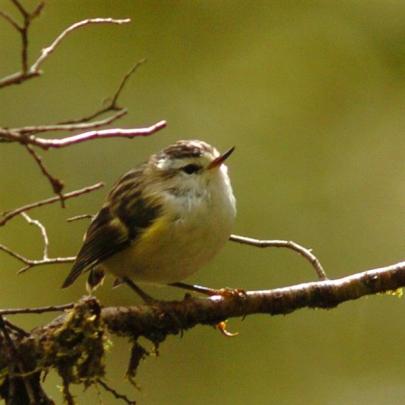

left=61, top=206, right=130, bottom=288
left=62, top=165, right=162, bottom=288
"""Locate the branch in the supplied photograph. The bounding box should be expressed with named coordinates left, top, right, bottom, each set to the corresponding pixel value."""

left=25, top=144, right=65, bottom=205
left=30, top=18, right=130, bottom=73
left=230, top=234, right=327, bottom=280
left=0, top=10, right=130, bottom=89
left=27, top=121, right=167, bottom=149
left=0, top=260, right=404, bottom=403
left=12, top=110, right=127, bottom=135
left=1, top=260, right=403, bottom=337
left=7, top=59, right=146, bottom=137
left=0, top=120, right=167, bottom=150
left=0, top=211, right=75, bottom=273
left=0, top=181, right=104, bottom=226
left=0, top=303, right=74, bottom=316
left=96, top=379, right=136, bottom=405
left=0, top=242, right=75, bottom=273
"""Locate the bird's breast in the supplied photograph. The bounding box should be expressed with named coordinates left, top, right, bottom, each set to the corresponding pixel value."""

left=103, top=171, right=236, bottom=284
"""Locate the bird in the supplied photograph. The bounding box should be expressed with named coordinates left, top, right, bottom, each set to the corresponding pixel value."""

left=62, top=140, right=236, bottom=301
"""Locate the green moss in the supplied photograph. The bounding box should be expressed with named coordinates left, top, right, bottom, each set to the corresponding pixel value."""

left=39, top=298, right=107, bottom=388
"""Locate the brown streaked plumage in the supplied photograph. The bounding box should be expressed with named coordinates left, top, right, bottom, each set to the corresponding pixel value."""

left=61, top=140, right=236, bottom=297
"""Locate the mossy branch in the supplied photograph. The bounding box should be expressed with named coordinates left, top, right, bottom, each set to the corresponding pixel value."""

left=0, top=260, right=404, bottom=403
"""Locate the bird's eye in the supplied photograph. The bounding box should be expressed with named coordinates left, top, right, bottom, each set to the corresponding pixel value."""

left=181, top=164, right=201, bottom=174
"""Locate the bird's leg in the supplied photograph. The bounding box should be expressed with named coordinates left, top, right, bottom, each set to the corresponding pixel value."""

left=168, top=282, right=219, bottom=296
left=123, top=277, right=157, bottom=303
left=169, top=282, right=247, bottom=298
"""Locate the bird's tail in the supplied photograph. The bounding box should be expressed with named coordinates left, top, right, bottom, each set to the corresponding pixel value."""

left=61, top=262, right=85, bottom=288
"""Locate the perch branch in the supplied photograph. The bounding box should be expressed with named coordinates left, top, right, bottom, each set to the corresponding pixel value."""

left=0, top=260, right=403, bottom=402
left=230, top=234, right=327, bottom=280
left=1, top=260, right=403, bottom=331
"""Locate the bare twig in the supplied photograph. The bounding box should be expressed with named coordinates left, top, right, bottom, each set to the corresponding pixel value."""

left=13, top=110, right=127, bottom=135
left=0, top=120, right=167, bottom=150
left=0, top=13, right=130, bottom=88
left=110, top=59, right=146, bottom=108
left=8, top=59, right=145, bottom=135
left=21, top=213, right=49, bottom=260
left=0, top=243, right=75, bottom=273
left=51, top=59, right=145, bottom=129
left=96, top=379, right=136, bottom=405
left=25, top=144, right=65, bottom=205
left=229, top=234, right=327, bottom=280
left=30, top=18, right=130, bottom=72
left=0, top=182, right=104, bottom=226
left=0, top=1, right=44, bottom=88
left=28, top=120, right=167, bottom=149
left=0, top=10, right=21, bottom=31
left=67, top=214, right=94, bottom=222
left=0, top=212, right=76, bottom=273
left=0, top=303, right=74, bottom=316
left=2, top=319, right=29, bottom=337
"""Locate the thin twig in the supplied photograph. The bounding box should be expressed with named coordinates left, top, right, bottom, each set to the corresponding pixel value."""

left=229, top=234, right=327, bottom=280
left=110, top=59, right=146, bottom=108
left=11, top=0, right=30, bottom=18
left=13, top=109, right=127, bottom=135
left=67, top=214, right=94, bottom=222
left=25, top=144, right=65, bottom=205
left=96, top=379, right=136, bottom=405
left=0, top=303, right=74, bottom=316
left=0, top=182, right=104, bottom=226
left=21, top=212, right=49, bottom=260
left=28, top=120, right=167, bottom=149
left=31, top=18, right=130, bottom=72
left=0, top=10, right=21, bottom=31
left=0, top=14, right=130, bottom=88
left=0, top=120, right=167, bottom=150
left=2, top=319, right=29, bottom=337
left=3, top=59, right=145, bottom=139
left=0, top=243, right=75, bottom=273
left=56, top=59, right=145, bottom=126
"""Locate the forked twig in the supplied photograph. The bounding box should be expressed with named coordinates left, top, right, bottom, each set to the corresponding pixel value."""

left=0, top=11, right=130, bottom=89
left=31, top=18, right=130, bottom=72
left=96, top=379, right=136, bottom=405
left=0, top=242, right=75, bottom=274
left=0, top=182, right=104, bottom=226
left=25, top=144, right=65, bottom=205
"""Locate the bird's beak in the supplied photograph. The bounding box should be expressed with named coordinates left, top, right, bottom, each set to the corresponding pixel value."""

left=207, top=146, right=235, bottom=170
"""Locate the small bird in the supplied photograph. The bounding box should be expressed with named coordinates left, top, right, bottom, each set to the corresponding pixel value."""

left=62, top=140, right=236, bottom=301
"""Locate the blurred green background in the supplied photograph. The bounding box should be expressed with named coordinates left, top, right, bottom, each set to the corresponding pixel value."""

left=1, top=0, right=404, bottom=404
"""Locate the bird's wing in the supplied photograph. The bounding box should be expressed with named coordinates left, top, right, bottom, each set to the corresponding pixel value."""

left=62, top=165, right=163, bottom=288
left=61, top=205, right=130, bottom=288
